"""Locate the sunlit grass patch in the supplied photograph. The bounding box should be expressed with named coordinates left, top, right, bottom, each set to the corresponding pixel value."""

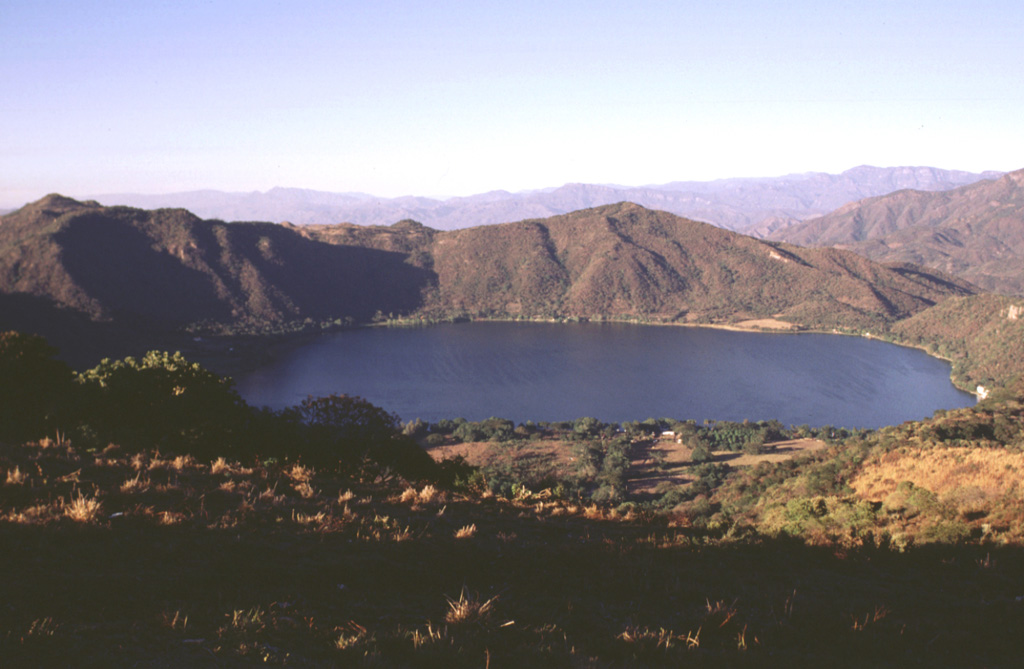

left=444, top=588, right=499, bottom=627
left=160, top=609, right=189, bottom=632
left=850, top=604, right=890, bottom=632
left=410, top=621, right=449, bottom=649
left=453, top=523, right=477, bottom=539
left=63, top=492, right=102, bottom=522
left=352, top=514, right=413, bottom=541
left=850, top=446, right=1024, bottom=541
left=159, top=510, right=186, bottom=525
left=618, top=625, right=696, bottom=652
left=3, top=503, right=61, bottom=524
left=287, top=463, right=314, bottom=482
left=26, top=616, right=60, bottom=638
left=334, top=621, right=369, bottom=650
left=418, top=484, right=442, bottom=504
left=5, top=465, right=27, bottom=485
left=130, top=452, right=148, bottom=471
left=292, top=510, right=328, bottom=527
left=210, top=457, right=231, bottom=475
left=258, top=486, right=288, bottom=507
left=227, top=606, right=267, bottom=633
left=853, top=446, right=1024, bottom=504
left=38, top=431, right=72, bottom=450
left=119, top=472, right=149, bottom=493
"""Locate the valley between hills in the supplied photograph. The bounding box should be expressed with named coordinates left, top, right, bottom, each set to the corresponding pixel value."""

left=2, top=182, right=1024, bottom=666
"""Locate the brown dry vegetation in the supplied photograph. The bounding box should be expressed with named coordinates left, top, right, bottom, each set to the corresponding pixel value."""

left=730, top=318, right=801, bottom=331
left=770, top=168, right=1024, bottom=295
left=4, top=434, right=1024, bottom=667
left=851, top=447, right=1024, bottom=539
left=425, top=438, right=575, bottom=475
left=852, top=447, right=1024, bottom=503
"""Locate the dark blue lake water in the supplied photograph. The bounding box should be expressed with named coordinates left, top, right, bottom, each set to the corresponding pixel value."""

left=233, top=322, right=975, bottom=428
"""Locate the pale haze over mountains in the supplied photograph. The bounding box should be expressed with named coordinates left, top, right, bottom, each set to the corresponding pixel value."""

left=94, top=166, right=1002, bottom=234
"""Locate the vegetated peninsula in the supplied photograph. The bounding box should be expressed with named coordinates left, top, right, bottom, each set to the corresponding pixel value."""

left=768, top=168, right=1024, bottom=296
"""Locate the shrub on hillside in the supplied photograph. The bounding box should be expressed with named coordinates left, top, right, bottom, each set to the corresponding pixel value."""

left=74, top=350, right=247, bottom=456
left=295, top=394, right=437, bottom=480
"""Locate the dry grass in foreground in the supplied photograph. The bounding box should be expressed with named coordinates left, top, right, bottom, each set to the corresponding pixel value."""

left=3, top=437, right=1024, bottom=667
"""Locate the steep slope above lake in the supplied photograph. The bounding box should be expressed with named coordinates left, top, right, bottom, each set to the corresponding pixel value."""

left=304, top=202, right=976, bottom=329
left=1, top=196, right=976, bottom=361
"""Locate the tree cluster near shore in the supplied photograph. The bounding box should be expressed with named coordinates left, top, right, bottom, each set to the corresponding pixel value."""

left=0, top=331, right=438, bottom=483
left=2, top=330, right=853, bottom=508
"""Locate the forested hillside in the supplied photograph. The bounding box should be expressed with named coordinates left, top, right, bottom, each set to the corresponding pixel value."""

left=889, top=294, right=1024, bottom=393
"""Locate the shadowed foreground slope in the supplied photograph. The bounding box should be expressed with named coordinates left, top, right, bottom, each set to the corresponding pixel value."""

left=3, top=438, right=1024, bottom=668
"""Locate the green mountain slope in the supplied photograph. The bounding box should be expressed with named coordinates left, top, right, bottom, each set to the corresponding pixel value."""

left=768, top=169, right=1024, bottom=295
left=890, top=293, right=1024, bottom=392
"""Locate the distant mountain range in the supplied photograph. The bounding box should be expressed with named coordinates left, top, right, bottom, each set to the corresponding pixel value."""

left=768, top=169, right=1024, bottom=296
left=93, top=166, right=1000, bottom=233
left=0, top=196, right=975, bottom=365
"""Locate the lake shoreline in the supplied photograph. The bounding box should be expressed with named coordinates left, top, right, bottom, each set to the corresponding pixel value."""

left=374, top=315, right=974, bottom=393
left=179, top=314, right=975, bottom=403
left=228, top=319, right=974, bottom=428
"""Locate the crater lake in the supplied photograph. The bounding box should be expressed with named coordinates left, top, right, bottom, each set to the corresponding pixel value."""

left=232, top=322, right=976, bottom=428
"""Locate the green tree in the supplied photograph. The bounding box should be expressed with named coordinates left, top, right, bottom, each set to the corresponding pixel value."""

left=75, top=350, right=245, bottom=454
left=573, top=416, right=603, bottom=439
left=0, top=331, right=75, bottom=442
left=690, top=441, right=713, bottom=463
left=296, top=394, right=437, bottom=480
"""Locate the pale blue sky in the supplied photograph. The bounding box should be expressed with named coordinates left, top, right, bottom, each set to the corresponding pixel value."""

left=2, top=0, right=1022, bottom=207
